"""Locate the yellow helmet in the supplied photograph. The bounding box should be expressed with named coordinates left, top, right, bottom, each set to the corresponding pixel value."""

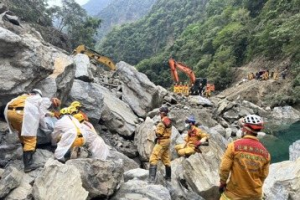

left=71, top=101, right=82, bottom=108
left=60, top=107, right=70, bottom=115
left=73, top=113, right=85, bottom=123
left=68, top=106, right=78, bottom=115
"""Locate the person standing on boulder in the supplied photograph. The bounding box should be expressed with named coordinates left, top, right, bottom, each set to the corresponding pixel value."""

left=148, top=106, right=172, bottom=183
left=4, top=89, right=59, bottom=172
left=219, top=114, right=271, bottom=200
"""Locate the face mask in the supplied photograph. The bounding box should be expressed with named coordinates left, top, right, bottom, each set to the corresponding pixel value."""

left=185, top=123, right=191, bottom=130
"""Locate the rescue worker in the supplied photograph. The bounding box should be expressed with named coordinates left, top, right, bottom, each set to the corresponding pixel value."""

left=4, top=89, right=57, bottom=172
left=52, top=107, right=87, bottom=162
left=175, top=116, right=209, bottom=157
left=73, top=112, right=110, bottom=160
left=219, top=114, right=271, bottom=200
left=70, top=101, right=88, bottom=121
left=148, top=106, right=172, bottom=183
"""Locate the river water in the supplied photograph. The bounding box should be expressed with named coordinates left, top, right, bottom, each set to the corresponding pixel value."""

left=260, top=120, right=300, bottom=163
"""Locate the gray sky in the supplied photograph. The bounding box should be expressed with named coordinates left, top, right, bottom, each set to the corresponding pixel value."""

left=48, top=0, right=89, bottom=6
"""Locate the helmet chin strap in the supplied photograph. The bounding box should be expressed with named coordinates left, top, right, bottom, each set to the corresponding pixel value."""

left=242, top=126, right=258, bottom=136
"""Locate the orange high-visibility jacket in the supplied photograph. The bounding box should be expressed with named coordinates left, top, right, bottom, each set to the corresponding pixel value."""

left=219, top=135, right=271, bottom=200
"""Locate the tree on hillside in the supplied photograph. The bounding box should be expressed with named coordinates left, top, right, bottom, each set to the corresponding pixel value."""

left=9, top=0, right=54, bottom=26
left=54, top=0, right=101, bottom=49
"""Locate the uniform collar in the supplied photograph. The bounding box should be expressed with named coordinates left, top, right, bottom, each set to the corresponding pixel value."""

left=243, top=135, right=259, bottom=141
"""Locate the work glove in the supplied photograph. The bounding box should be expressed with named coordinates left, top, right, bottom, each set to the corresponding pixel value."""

left=219, top=182, right=227, bottom=193
left=194, top=141, right=202, bottom=147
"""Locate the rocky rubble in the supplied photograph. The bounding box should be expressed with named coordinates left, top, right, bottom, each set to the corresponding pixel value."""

left=0, top=10, right=300, bottom=200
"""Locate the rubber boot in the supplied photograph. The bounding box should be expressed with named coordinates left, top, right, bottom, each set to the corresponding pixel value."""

left=148, top=164, right=157, bottom=184
left=165, top=165, right=171, bottom=181
left=23, top=151, right=38, bottom=173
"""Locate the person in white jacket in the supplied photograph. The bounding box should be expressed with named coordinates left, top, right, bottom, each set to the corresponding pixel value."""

left=52, top=107, right=87, bottom=162
left=4, top=89, right=54, bottom=172
left=73, top=112, right=109, bottom=160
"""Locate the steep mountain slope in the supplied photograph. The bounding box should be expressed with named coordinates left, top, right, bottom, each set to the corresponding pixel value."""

left=82, top=0, right=111, bottom=16
left=94, top=0, right=157, bottom=42
left=98, top=0, right=208, bottom=65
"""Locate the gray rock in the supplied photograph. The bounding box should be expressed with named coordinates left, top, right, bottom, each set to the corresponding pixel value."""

left=73, top=54, right=94, bottom=82
left=264, top=159, right=300, bottom=200
left=108, top=149, right=139, bottom=172
left=289, top=140, right=300, bottom=161
left=66, top=158, right=124, bottom=199
left=187, top=95, right=213, bottom=107
left=5, top=174, right=33, bottom=200
left=124, top=168, right=148, bottom=182
left=37, top=54, right=75, bottom=102
left=134, top=117, right=156, bottom=162
left=0, top=166, right=23, bottom=199
left=0, top=122, right=22, bottom=167
left=110, top=179, right=171, bottom=200
left=98, top=85, right=138, bottom=137
left=32, top=159, right=88, bottom=200
left=68, top=79, right=104, bottom=122
left=116, top=61, right=163, bottom=118
left=272, top=106, right=300, bottom=119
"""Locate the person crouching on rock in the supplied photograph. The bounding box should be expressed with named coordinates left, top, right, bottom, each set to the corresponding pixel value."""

left=219, top=114, right=271, bottom=200
left=4, top=89, right=55, bottom=172
left=148, top=106, right=172, bottom=184
left=51, top=107, right=87, bottom=162
left=73, top=112, right=110, bottom=161
left=175, top=116, right=209, bottom=157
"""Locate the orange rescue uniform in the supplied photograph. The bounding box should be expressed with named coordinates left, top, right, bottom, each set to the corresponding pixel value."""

left=149, top=116, right=172, bottom=166
left=175, top=126, right=209, bottom=156
left=219, top=135, right=270, bottom=200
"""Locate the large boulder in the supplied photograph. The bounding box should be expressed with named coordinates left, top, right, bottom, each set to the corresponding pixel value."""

left=0, top=25, right=63, bottom=106
left=37, top=54, right=75, bottom=102
left=289, top=140, right=300, bottom=161
left=170, top=132, right=225, bottom=200
left=98, top=85, right=138, bottom=137
left=110, top=179, right=171, bottom=200
left=134, top=117, right=156, bottom=162
left=66, top=158, right=124, bottom=199
left=32, top=159, right=88, bottom=200
left=0, top=166, right=23, bottom=199
left=68, top=79, right=104, bottom=122
left=5, top=173, right=34, bottom=200
left=0, top=121, right=22, bottom=167
left=73, top=53, right=94, bottom=82
left=116, top=61, right=163, bottom=118
left=264, top=159, right=300, bottom=200
left=272, top=106, right=300, bottom=120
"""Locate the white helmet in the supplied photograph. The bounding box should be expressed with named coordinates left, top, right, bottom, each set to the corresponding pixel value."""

left=31, top=89, right=43, bottom=97
left=244, top=114, right=263, bottom=125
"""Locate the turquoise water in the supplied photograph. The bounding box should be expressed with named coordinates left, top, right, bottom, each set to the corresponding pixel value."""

left=260, top=120, right=300, bottom=163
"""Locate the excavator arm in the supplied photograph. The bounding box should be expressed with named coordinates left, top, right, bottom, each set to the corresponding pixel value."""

left=73, top=45, right=116, bottom=71
left=168, top=58, right=196, bottom=84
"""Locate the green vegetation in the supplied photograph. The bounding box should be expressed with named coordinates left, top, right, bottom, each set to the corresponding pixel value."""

left=7, top=0, right=100, bottom=50
left=98, top=0, right=208, bottom=65
left=98, top=0, right=300, bottom=105
left=93, top=0, right=157, bottom=43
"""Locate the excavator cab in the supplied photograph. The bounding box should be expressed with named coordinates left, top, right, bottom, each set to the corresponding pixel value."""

left=190, top=78, right=207, bottom=95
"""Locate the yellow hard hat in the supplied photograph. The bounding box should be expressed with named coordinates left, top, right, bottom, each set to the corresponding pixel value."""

left=71, top=101, right=82, bottom=108
left=73, top=113, right=85, bottom=123
left=68, top=106, right=78, bottom=115
left=60, top=107, right=70, bottom=115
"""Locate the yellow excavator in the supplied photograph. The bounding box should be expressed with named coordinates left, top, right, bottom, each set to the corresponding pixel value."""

left=73, top=45, right=116, bottom=71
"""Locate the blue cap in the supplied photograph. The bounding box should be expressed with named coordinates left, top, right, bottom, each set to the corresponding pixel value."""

left=185, top=116, right=196, bottom=124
